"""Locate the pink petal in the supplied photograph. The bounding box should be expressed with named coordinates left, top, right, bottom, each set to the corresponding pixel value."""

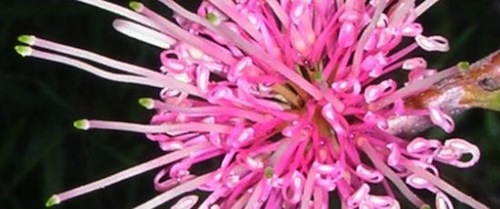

left=407, top=68, right=437, bottom=83
left=415, top=35, right=450, bottom=52
left=364, top=79, right=396, bottom=103
left=401, top=23, right=423, bottom=37
left=347, top=184, right=370, bottom=208
left=437, top=139, right=480, bottom=168
left=172, top=195, right=199, bottom=209
left=356, top=165, right=384, bottom=183
left=387, top=143, right=401, bottom=167
left=338, top=22, right=356, bottom=48
left=402, top=57, right=427, bottom=70
left=281, top=170, right=306, bottom=204
left=428, top=106, right=455, bottom=133
left=405, top=174, right=437, bottom=192
left=435, top=192, right=454, bottom=209
left=406, top=137, right=442, bottom=155
left=366, top=195, right=400, bottom=209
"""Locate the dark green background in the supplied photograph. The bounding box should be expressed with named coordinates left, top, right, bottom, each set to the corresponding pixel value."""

left=1, top=0, right=499, bottom=208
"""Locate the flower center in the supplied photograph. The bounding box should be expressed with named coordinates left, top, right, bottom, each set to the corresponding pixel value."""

left=271, top=63, right=346, bottom=151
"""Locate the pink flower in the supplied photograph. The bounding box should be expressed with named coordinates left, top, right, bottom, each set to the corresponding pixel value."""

left=16, top=0, right=490, bottom=208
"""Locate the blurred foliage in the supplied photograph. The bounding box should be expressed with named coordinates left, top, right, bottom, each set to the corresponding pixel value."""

left=0, top=0, right=499, bottom=208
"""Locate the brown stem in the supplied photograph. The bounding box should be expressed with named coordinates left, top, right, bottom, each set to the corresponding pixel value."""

left=387, top=49, right=500, bottom=137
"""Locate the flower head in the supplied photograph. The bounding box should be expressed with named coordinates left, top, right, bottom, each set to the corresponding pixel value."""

left=16, top=0, right=495, bottom=208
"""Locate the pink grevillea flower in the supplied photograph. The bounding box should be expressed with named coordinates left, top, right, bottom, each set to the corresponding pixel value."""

left=15, top=0, right=490, bottom=208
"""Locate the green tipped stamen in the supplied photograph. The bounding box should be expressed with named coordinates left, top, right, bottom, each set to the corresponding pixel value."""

left=419, top=204, right=432, bottom=209
left=206, top=12, right=218, bottom=24
left=129, top=1, right=143, bottom=12
left=264, top=167, right=274, bottom=179
left=17, top=35, right=36, bottom=45
left=14, top=45, right=32, bottom=57
left=45, top=195, right=60, bottom=207
left=73, top=119, right=90, bottom=130
left=138, top=98, right=154, bottom=109
left=457, top=61, right=470, bottom=73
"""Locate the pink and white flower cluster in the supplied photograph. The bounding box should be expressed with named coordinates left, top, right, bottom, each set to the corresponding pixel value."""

left=17, top=0, right=488, bottom=208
